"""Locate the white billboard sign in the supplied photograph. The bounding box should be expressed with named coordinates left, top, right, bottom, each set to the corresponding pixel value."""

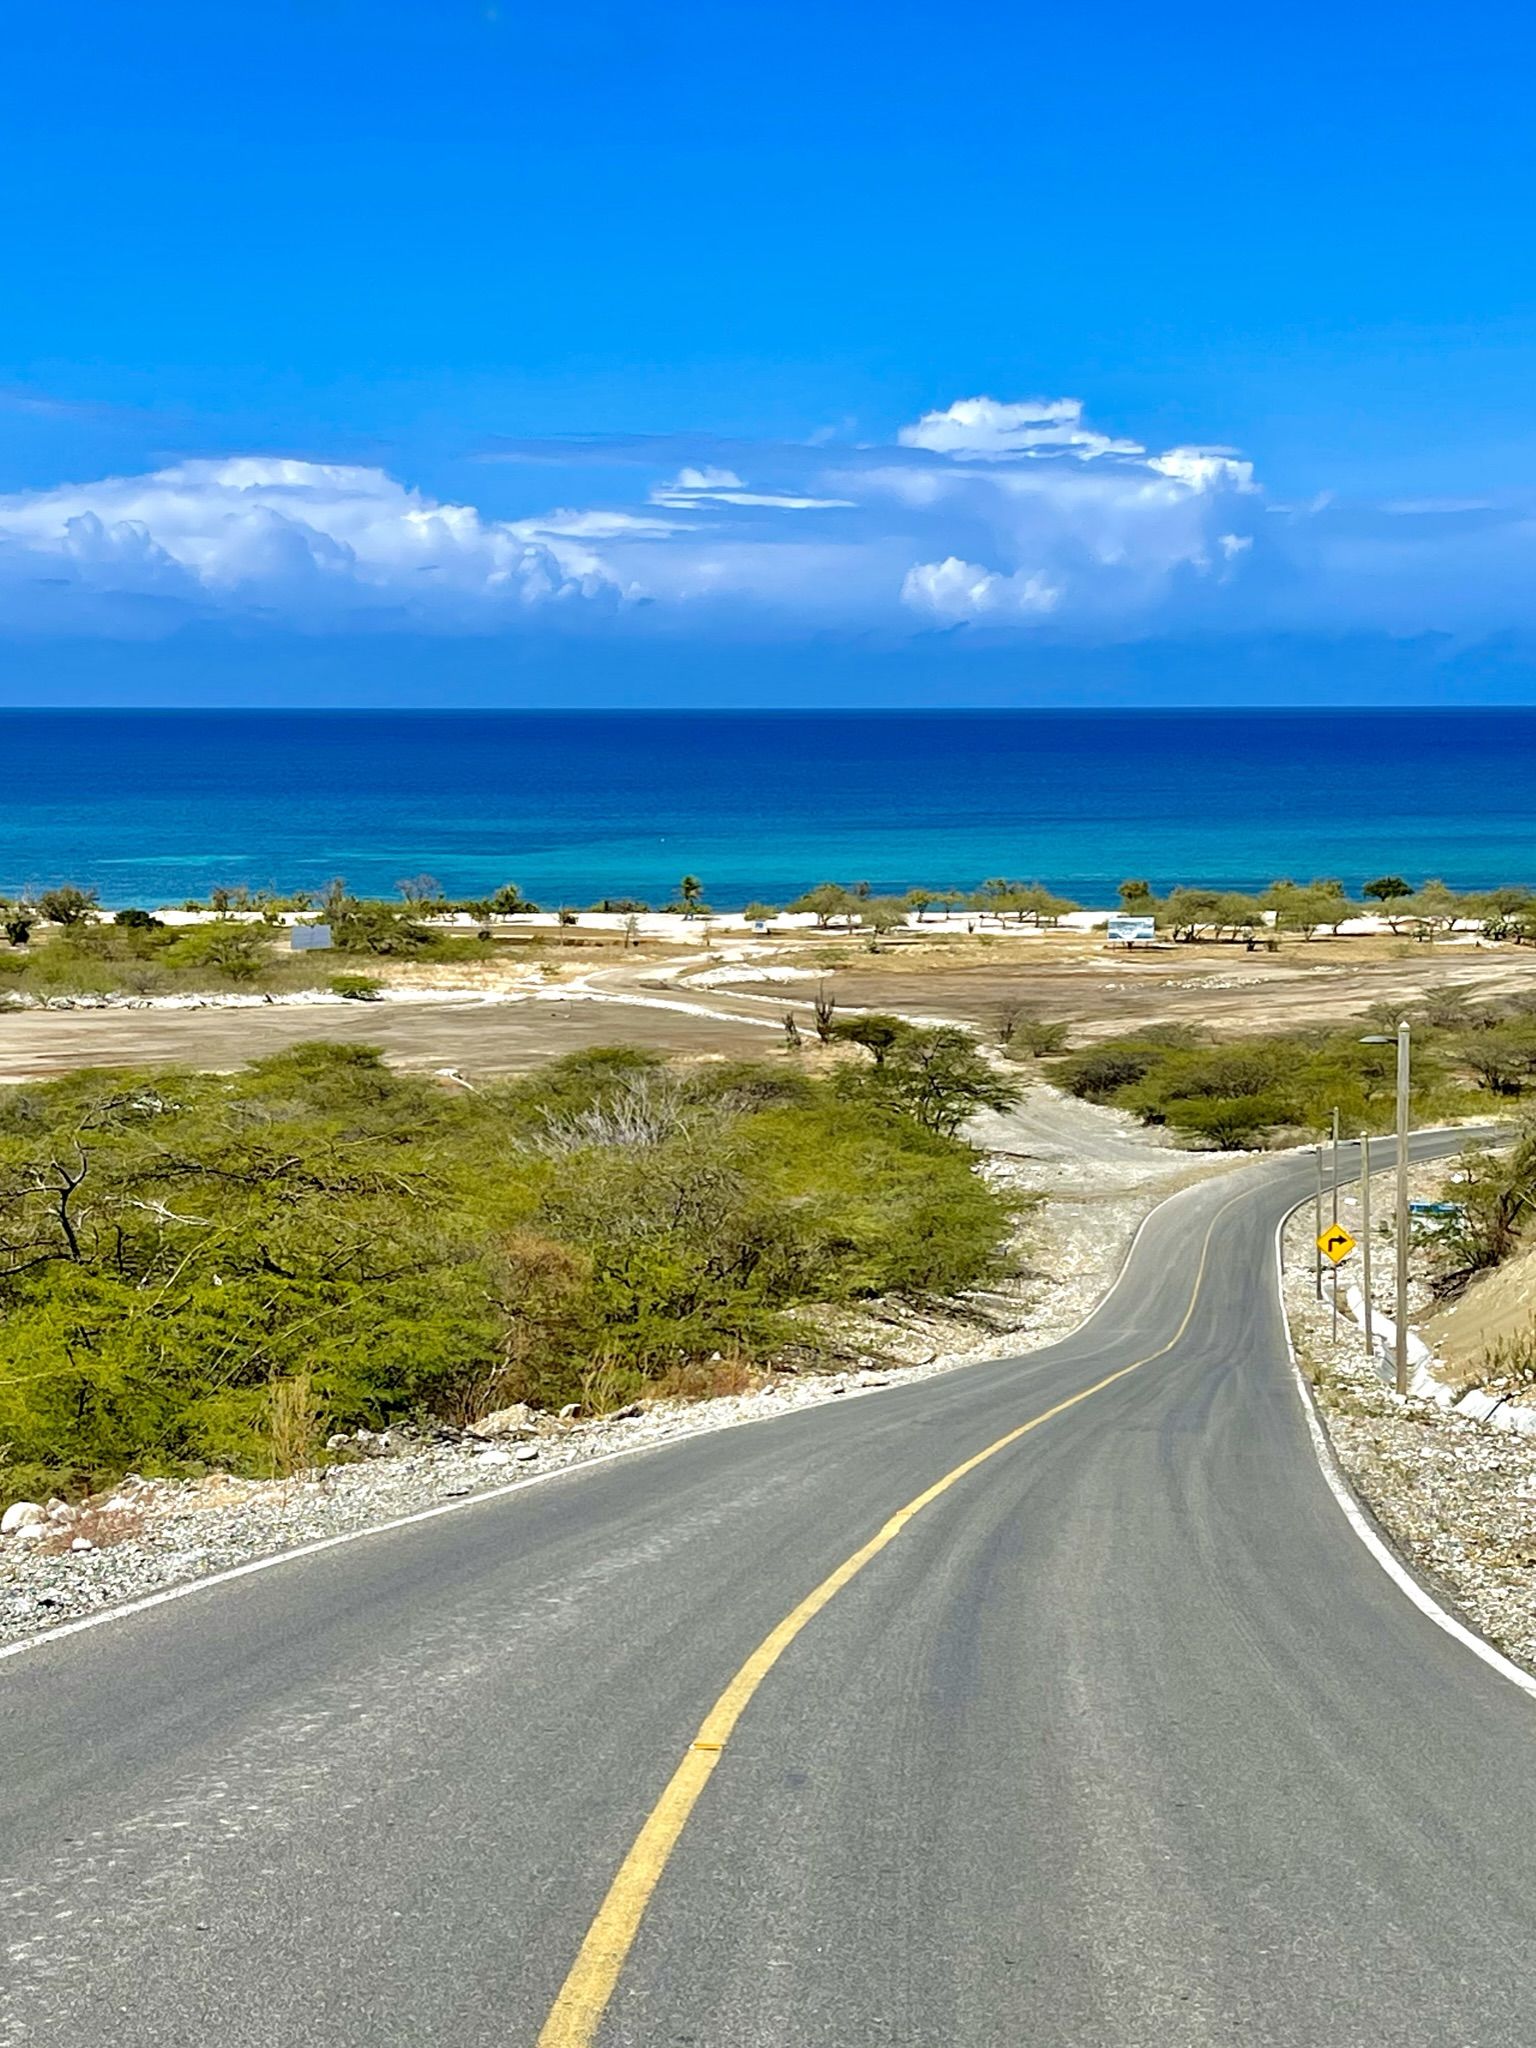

left=1106, top=914, right=1155, bottom=945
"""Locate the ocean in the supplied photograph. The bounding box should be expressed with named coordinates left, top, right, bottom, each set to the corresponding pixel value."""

left=1, top=708, right=1533, bottom=909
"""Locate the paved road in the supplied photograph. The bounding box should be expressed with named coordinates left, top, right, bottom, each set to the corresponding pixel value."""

left=4, top=1131, right=1532, bottom=2046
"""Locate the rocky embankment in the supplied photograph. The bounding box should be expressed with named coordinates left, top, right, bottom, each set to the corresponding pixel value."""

left=1283, top=1181, right=1536, bottom=1676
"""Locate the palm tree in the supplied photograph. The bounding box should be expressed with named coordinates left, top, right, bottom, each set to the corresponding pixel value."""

left=679, top=874, right=704, bottom=917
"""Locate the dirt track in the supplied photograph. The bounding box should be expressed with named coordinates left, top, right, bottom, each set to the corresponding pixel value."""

left=0, top=994, right=775, bottom=1082
left=1, top=932, right=1531, bottom=1082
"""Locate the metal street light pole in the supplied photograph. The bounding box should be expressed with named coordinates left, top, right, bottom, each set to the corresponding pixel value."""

left=1330, top=1106, right=1341, bottom=1339
left=1359, top=1129, right=1374, bottom=1358
left=1313, top=1143, right=1324, bottom=1301
left=1359, top=1023, right=1412, bottom=1392
left=1331, top=1107, right=1340, bottom=1224
left=1394, top=1017, right=1411, bottom=1395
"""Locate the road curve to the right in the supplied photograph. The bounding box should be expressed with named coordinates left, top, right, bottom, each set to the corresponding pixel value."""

left=3, top=1127, right=1532, bottom=2048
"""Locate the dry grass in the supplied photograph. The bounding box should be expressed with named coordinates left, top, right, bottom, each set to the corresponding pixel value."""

left=649, top=1355, right=769, bottom=1402
left=266, top=1372, right=325, bottom=1478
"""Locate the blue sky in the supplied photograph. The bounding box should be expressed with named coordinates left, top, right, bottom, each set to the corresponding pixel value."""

left=4, top=0, right=1536, bottom=703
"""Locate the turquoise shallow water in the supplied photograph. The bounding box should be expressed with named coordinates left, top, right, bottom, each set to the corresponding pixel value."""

left=1, top=708, right=1533, bottom=907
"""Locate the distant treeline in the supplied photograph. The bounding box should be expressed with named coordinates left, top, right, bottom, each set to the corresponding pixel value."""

left=5, top=871, right=1536, bottom=945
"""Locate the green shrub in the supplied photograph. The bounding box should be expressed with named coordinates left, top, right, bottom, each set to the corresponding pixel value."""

left=330, top=973, right=384, bottom=1001
left=0, top=1042, right=1013, bottom=1498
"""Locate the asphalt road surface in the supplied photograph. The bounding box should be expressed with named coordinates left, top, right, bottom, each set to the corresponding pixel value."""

left=4, top=1130, right=1532, bottom=2047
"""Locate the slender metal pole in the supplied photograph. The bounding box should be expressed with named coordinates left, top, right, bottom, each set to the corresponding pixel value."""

left=1360, top=1131, right=1374, bottom=1358
left=1394, top=1019, right=1411, bottom=1395
left=1314, top=1144, right=1324, bottom=1301
left=1330, top=1107, right=1341, bottom=1339
left=1331, top=1107, right=1340, bottom=1223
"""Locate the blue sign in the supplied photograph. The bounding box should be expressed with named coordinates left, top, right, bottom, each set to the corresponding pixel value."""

left=1106, top=914, right=1155, bottom=944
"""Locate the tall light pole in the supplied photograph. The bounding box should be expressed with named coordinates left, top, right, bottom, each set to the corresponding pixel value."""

left=1395, top=1018, right=1411, bottom=1395
left=1331, top=1106, right=1341, bottom=1224
left=1361, top=1022, right=1412, bottom=1394
left=1359, top=1129, right=1374, bottom=1358
left=1330, top=1107, right=1341, bottom=1339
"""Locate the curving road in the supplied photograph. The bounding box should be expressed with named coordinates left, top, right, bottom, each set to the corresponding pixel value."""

left=4, top=1130, right=1533, bottom=2047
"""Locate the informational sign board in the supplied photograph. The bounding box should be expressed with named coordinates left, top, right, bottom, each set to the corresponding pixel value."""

left=290, top=924, right=333, bottom=951
left=1317, top=1224, right=1356, bottom=1264
left=1106, top=914, right=1155, bottom=945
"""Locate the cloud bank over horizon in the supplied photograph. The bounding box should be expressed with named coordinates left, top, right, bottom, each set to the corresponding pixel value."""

left=0, top=396, right=1529, bottom=646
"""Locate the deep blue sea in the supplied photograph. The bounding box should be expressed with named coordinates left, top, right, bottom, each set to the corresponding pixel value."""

left=1, top=709, right=1533, bottom=909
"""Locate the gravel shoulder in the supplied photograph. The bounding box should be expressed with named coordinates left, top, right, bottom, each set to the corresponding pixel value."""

left=1282, top=1170, right=1536, bottom=1678
left=0, top=1086, right=1242, bottom=1648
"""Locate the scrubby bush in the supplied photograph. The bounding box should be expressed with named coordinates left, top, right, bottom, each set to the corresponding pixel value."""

left=0, top=1042, right=1013, bottom=1499
left=1054, top=1022, right=1465, bottom=1147
left=163, top=920, right=272, bottom=982
left=330, top=899, right=434, bottom=955
left=36, top=885, right=98, bottom=926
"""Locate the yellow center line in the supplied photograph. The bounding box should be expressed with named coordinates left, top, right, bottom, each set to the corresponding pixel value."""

left=536, top=1181, right=1248, bottom=2047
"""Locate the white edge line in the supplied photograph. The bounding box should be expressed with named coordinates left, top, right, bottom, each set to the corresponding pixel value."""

left=0, top=1129, right=1489, bottom=1668
left=0, top=1155, right=1235, bottom=1666
left=1273, top=1187, right=1536, bottom=1705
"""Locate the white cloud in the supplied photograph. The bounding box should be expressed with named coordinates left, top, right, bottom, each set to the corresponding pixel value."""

left=901, top=557, right=1061, bottom=620
left=649, top=464, right=855, bottom=511
left=897, top=395, right=1141, bottom=461
left=0, top=457, right=614, bottom=629
left=7, top=393, right=1507, bottom=643
left=1149, top=447, right=1256, bottom=493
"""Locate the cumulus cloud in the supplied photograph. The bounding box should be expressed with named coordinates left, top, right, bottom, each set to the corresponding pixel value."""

left=898, top=395, right=1142, bottom=462
left=1, top=394, right=1514, bottom=643
left=901, top=558, right=1061, bottom=620
left=0, top=457, right=614, bottom=632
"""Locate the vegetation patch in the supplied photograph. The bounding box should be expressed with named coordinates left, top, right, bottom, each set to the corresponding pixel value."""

left=0, top=1041, right=1015, bottom=1501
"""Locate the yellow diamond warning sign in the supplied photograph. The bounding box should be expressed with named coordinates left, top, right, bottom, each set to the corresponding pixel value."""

left=1317, top=1224, right=1356, bottom=1264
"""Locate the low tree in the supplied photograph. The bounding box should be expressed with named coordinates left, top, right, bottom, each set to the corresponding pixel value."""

left=791, top=882, right=853, bottom=929
left=36, top=884, right=98, bottom=927
left=1461, top=1022, right=1536, bottom=1097
left=905, top=887, right=936, bottom=921
left=1118, top=878, right=1155, bottom=910
left=845, top=1026, right=1020, bottom=1135
left=1163, top=1092, right=1289, bottom=1150
left=831, top=1013, right=908, bottom=1066
left=1160, top=887, right=1224, bottom=942
left=3, top=914, right=32, bottom=947
left=168, top=920, right=271, bottom=983
left=396, top=874, right=444, bottom=910
left=1264, top=878, right=1348, bottom=941
left=1363, top=875, right=1413, bottom=904
left=1406, top=878, right=1463, bottom=942
left=1013, top=882, right=1079, bottom=927
left=490, top=881, right=538, bottom=916
left=860, top=897, right=909, bottom=945
left=330, top=899, right=433, bottom=956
